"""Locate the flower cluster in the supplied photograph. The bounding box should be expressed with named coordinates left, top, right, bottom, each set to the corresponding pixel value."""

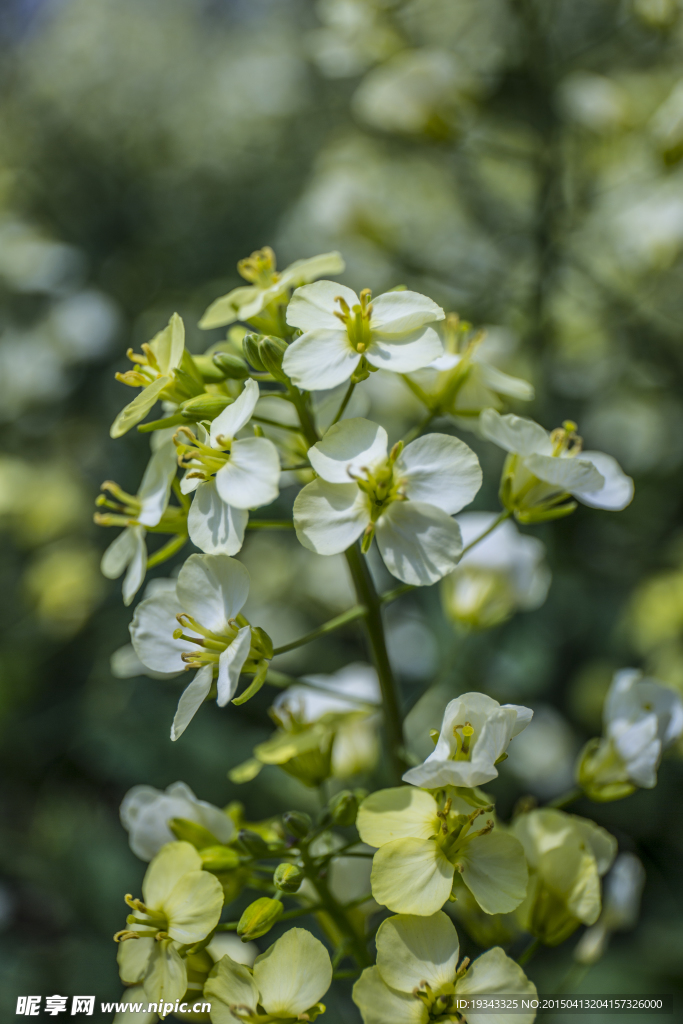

left=97, top=247, right=651, bottom=1023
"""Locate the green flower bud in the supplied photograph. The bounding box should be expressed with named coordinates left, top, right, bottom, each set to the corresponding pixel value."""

left=237, top=897, right=284, bottom=941
left=199, top=845, right=242, bottom=872
left=211, top=351, right=250, bottom=379
left=191, top=353, right=233, bottom=383
left=273, top=862, right=304, bottom=893
left=576, top=737, right=636, bottom=803
left=243, top=333, right=266, bottom=371
left=328, top=789, right=358, bottom=827
left=283, top=811, right=312, bottom=840
left=180, top=393, right=232, bottom=421
left=238, top=829, right=270, bottom=859
left=250, top=625, right=274, bottom=660
left=258, top=336, right=289, bottom=383
left=169, top=817, right=220, bottom=849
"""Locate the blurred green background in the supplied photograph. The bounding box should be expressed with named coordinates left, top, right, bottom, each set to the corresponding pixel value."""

left=2, top=0, right=683, bottom=1020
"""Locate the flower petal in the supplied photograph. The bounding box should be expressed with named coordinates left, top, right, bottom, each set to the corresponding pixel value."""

left=282, top=329, right=360, bottom=390
left=309, top=417, right=389, bottom=483
left=215, top=436, right=280, bottom=509
left=371, top=290, right=445, bottom=333
left=479, top=409, right=552, bottom=456
left=376, top=500, right=463, bottom=586
left=170, top=665, right=214, bottom=741
left=142, top=940, right=187, bottom=1007
left=286, top=280, right=359, bottom=331
left=110, top=376, right=170, bottom=439
left=137, top=441, right=178, bottom=526
left=199, top=285, right=260, bottom=330
left=204, top=956, right=260, bottom=1022
left=293, top=479, right=369, bottom=555
left=398, top=433, right=482, bottom=514
left=371, top=838, right=454, bottom=915
left=122, top=528, right=149, bottom=607
left=216, top=625, right=252, bottom=707
left=164, top=870, right=224, bottom=944
left=150, top=313, right=185, bottom=375
left=176, top=553, right=250, bottom=633
left=357, top=786, right=440, bottom=848
left=254, top=928, right=333, bottom=1017
left=188, top=480, right=248, bottom=555
left=130, top=588, right=190, bottom=673
left=101, top=526, right=139, bottom=579
left=142, top=840, right=202, bottom=908
left=117, top=937, right=154, bottom=985
left=457, top=947, right=536, bottom=1024
left=570, top=451, right=634, bottom=510
left=367, top=325, right=443, bottom=373
left=210, top=379, right=260, bottom=444
left=279, top=252, right=346, bottom=288
left=353, top=966, right=428, bottom=1024
left=457, top=831, right=528, bottom=914
left=524, top=453, right=604, bottom=493
left=376, top=912, right=459, bottom=995
left=478, top=362, right=535, bottom=401
left=113, top=985, right=156, bottom=1024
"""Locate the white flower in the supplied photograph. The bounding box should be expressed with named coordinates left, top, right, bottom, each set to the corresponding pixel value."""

left=353, top=912, right=536, bottom=1024
left=176, top=379, right=280, bottom=555
left=130, top=553, right=268, bottom=740
left=120, top=781, right=236, bottom=861
left=99, top=440, right=179, bottom=605
left=293, top=417, right=482, bottom=585
left=111, top=313, right=190, bottom=438
left=403, top=692, right=533, bottom=789
left=274, top=663, right=381, bottom=777
left=204, top=927, right=333, bottom=1023
left=579, top=669, right=683, bottom=797
left=441, top=512, right=551, bottom=629
left=283, top=281, right=445, bottom=391
left=116, top=841, right=223, bottom=1007
left=199, top=247, right=345, bottom=329
left=479, top=409, right=634, bottom=521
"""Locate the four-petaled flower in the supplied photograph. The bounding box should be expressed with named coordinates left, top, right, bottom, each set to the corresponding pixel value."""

left=357, top=786, right=528, bottom=916
left=176, top=379, right=280, bottom=556
left=293, top=417, right=482, bottom=585
left=204, top=927, right=332, bottom=1023
left=283, top=281, right=445, bottom=391
left=403, top=692, right=533, bottom=789
left=200, top=247, right=345, bottom=331
left=116, top=841, right=223, bottom=1007
left=479, top=409, right=634, bottom=522
left=577, top=668, right=683, bottom=801
left=130, top=553, right=271, bottom=739
left=353, top=911, right=537, bottom=1024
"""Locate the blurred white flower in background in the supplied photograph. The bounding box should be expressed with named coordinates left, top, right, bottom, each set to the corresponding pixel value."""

left=120, top=781, right=235, bottom=861
left=505, top=705, right=579, bottom=800
left=574, top=852, right=646, bottom=964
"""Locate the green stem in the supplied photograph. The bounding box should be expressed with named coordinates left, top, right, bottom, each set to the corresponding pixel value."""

left=344, top=542, right=406, bottom=783
left=301, top=846, right=373, bottom=968
left=272, top=604, right=367, bottom=656
left=460, top=510, right=512, bottom=556
left=146, top=533, right=188, bottom=569
left=517, top=936, right=542, bottom=967
left=402, top=410, right=436, bottom=445
left=331, top=381, right=356, bottom=425
left=287, top=384, right=319, bottom=446
left=548, top=787, right=582, bottom=810
left=381, top=582, right=415, bottom=604
left=246, top=519, right=295, bottom=530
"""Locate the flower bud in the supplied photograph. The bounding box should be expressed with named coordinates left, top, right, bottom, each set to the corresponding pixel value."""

left=328, top=790, right=358, bottom=827
left=211, top=351, right=250, bottom=379
left=273, top=862, right=304, bottom=893
left=199, top=845, right=241, bottom=872
left=283, top=811, right=312, bottom=840
left=250, top=625, right=274, bottom=660
left=243, top=333, right=266, bottom=371
left=180, top=394, right=232, bottom=421
left=238, top=829, right=270, bottom=859
left=576, top=738, right=636, bottom=803
left=169, top=817, right=220, bottom=849
left=191, top=353, right=233, bottom=383
left=258, top=336, right=289, bottom=383
left=237, top=897, right=283, bottom=941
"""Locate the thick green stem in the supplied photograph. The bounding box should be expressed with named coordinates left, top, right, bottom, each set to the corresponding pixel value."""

left=344, top=542, right=406, bottom=783
left=287, top=384, right=319, bottom=446
left=272, top=604, right=367, bottom=656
